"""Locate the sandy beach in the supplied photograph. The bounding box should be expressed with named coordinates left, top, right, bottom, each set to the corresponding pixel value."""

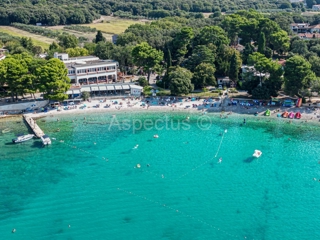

left=17, top=97, right=320, bottom=125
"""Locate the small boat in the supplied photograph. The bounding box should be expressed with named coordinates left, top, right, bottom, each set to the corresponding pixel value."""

left=295, top=112, right=301, bottom=119
left=282, top=111, right=289, bottom=118
left=2, top=128, right=11, bottom=133
left=288, top=112, right=294, bottom=119
left=265, top=109, right=270, bottom=116
left=12, top=134, right=34, bottom=143
left=253, top=150, right=262, bottom=158
left=41, top=134, right=52, bottom=145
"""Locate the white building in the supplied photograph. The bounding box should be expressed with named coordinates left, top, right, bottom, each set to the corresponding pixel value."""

left=130, top=85, right=143, bottom=96
left=309, top=24, right=320, bottom=33
left=53, top=53, right=118, bottom=85
left=312, top=5, right=320, bottom=10
left=54, top=53, right=144, bottom=98
left=290, top=23, right=309, bottom=33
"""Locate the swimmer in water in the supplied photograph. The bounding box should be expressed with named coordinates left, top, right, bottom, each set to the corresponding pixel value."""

left=218, top=158, right=222, bottom=163
left=133, top=144, right=139, bottom=149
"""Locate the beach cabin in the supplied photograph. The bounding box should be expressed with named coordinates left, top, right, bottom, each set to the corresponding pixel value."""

left=270, top=98, right=281, bottom=106
left=283, top=99, right=294, bottom=107
left=130, top=85, right=143, bottom=96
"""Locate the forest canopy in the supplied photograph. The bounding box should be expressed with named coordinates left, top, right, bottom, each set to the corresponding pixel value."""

left=0, top=0, right=302, bottom=25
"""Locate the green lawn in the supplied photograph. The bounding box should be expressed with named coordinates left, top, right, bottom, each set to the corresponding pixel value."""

left=82, top=19, right=145, bottom=35
left=0, top=26, right=52, bottom=49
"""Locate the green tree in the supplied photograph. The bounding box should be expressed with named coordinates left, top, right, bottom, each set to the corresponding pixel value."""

left=242, top=43, right=255, bottom=64
left=192, top=63, right=216, bottom=89
left=94, top=41, right=114, bottom=60
left=138, top=77, right=148, bottom=87
left=169, top=67, right=193, bottom=95
left=306, top=0, right=316, bottom=8
left=58, top=34, right=78, bottom=49
left=172, top=27, right=194, bottom=63
left=257, top=32, right=266, bottom=54
left=84, top=42, right=96, bottom=55
left=284, top=55, right=316, bottom=96
left=270, top=30, right=290, bottom=55
left=229, top=52, right=242, bottom=85
left=95, top=30, right=106, bottom=43
left=66, top=47, right=89, bottom=57
left=309, top=55, right=320, bottom=77
left=247, top=52, right=284, bottom=97
left=215, top=45, right=238, bottom=76
left=81, top=91, right=90, bottom=101
left=251, top=86, right=270, bottom=99
left=37, top=58, right=71, bottom=101
left=291, top=40, right=309, bottom=56
left=49, top=41, right=60, bottom=50
left=131, top=42, right=164, bottom=81
left=32, top=46, right=43, bottom=55
left=20, top=37, right=33, bottom=51
left=185, top=45, right=216, bottom=72
left=110, top=44, right=134, bottom=73
left=0, top=56, right=29, bottom=101
left=194, top=26, right=230, bottom=48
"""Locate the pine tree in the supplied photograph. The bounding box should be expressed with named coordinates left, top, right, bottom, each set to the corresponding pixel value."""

left=95, top=30, right=106, bottom=43
left=229, top=52, right=239, bottom=85
left=167, top=48, right=172, bottom=70
left=242, top=43, right=254, bottom=64
left=257, top=32, right=266, bottom=54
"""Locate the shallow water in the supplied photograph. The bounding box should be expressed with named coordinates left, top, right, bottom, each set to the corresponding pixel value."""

left=0, top=112, right=320, bottom=240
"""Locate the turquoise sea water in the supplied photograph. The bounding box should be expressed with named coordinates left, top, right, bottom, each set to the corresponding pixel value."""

left=0, top=112, right=320, bottom=240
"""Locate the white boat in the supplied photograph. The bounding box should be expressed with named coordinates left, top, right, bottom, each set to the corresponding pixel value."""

left=253, top=150, right=262, bottom=158
left=12, top=134, right=34, bottom=143
left=2, top=128, right=11, bottom=133
left=41, top=134, right=52, bottom=145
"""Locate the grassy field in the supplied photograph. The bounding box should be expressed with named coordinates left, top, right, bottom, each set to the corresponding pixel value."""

left=47, top=17, right=146, bottom=42
left=81, top=18, right=146, bottom=35
left=0, top=26, right=52, bottom=49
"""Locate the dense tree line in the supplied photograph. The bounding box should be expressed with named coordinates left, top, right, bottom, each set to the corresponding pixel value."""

left=0, top=0, right=305, bottom=26
left=2, top=9, right=320, bottom=99
left=63, top=25, right=97, bottom=33
left=0, top=53, right=70, bottom=101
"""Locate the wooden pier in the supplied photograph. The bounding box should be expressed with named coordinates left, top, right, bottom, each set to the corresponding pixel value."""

left=23, top=115, right=44, bottom=138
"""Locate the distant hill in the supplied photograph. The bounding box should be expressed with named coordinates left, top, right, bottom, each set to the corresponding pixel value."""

left=0, top=0, right=300, bottom=26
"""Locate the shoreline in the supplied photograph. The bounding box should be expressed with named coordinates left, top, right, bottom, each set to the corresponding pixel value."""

left=1, top=97, right=320, bottom=126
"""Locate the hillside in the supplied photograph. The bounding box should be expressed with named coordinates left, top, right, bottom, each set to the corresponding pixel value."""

left=0, top=0, right=301, bottom=26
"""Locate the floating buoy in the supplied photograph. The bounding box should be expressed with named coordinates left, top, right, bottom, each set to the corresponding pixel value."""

left=253, top=150, right=262, bottom=158
left=12, top=229, right=16, bottom=233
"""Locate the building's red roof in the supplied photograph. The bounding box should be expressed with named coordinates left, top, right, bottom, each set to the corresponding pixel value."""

left=298, top=33, right=320, bottom=39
